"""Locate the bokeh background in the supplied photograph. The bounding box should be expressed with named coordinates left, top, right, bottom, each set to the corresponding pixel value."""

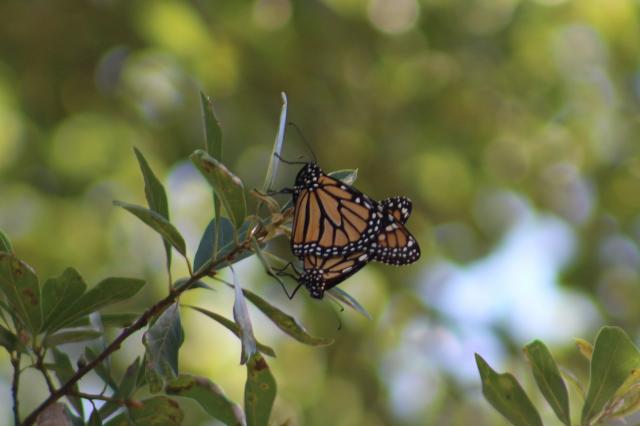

left=1, top=0, right=640, bottom=424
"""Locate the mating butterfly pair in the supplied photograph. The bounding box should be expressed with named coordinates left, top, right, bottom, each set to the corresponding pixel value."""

left=285, top=162, right=420, bottom=299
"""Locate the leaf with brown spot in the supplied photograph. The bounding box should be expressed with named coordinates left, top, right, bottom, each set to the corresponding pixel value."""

left=0, top=253, right=41, bottom=334
left=166, top=374, right=245, bottom=426
left=245, top=353, right=276, bottom=426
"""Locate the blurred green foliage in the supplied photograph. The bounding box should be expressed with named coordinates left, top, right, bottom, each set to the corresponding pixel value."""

left=2, top=0, right=640, bottom=425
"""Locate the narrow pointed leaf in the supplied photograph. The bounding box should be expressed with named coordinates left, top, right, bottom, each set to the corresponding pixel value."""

left=103, top=396, right=184, bottom=426
left=63, top=312, right=139, bottom=329
left=43, top=329, right=102, bottom=347
left=0, top=253, right=41, bottom=334
left=134, top=147, right=172, bottom=273
left=193, top=218, right=252, bottom=273
left=263, top=92, right=287, bottom=192
left=245, top=353, right=277, bottom=426
left=241, top=287, right=333, bottom=346
left=41, top=268, right=87, bottom=333
left=232, top=268, right=257, bottom=364
left=200, top=92, right=223, bottom=161
left=172, top=277, right=213, bottom=292
left=52, top=347, right=84, bottom=417
left=581, top=326, right=640, bottom=425
left=326, top=287, right=372, bottom=320
left=475, top=353, right=543, bottom=426
left=187, top=306, right=275, bottom=357
left=120, top=357, right=142, bottom=399
left=190, top=149, right=247, bottom=229
left=166, top=374, right=245, bottom=426
left=98, top=356, right=143, bottom=420
left=113, top=200, right=186, bottom=257
left=523, top=340, right=570, bottom=426
left=53, top=277, right=145, bottom=331
left=0, top=229, right=13, bottom=253
left=0, top=323, right=17, bottom=352
left=143, top=303, right=184, bottom=383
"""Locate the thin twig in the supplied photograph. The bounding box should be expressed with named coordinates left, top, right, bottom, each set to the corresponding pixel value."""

left=21, top=237, right=259, bottom=426
left=11, top=353, right=20, bottom=426
left=70, top=391, right=125, bottom=404
left=35, top=349, right=56, bottom=394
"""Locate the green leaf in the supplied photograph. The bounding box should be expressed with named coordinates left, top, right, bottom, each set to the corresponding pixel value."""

left=113, top=200, right=187, bottom=257
left=63, top=312, right=139, bottom=329
left=0, top=229, right=13, bottom=253
left=193, top=218, right=253, bottom=273
left=523, top=340, right=570, bottom=426
left=262, top=92, right=288, bottom=192
left=581, top=326, right=640, bottom=425
left=0, top=253, right=41, bottom=334
left=145, top=355, right=164, bottom=394
left=99, top=356, right=143, bottom=420
left=0, top=323, right=17, bottom=352
left=326, top=287, right=372, bottom=320
left=166, top=374, right=245, bottom=426
left=187, top=306, right=275, bottom=357
left=475, top=353, right=543, bottom=426
left=85, top=346, right=119, bottom=390
left=52, top=347, right=84, bottom=417
left=200, top=92, right=223, bottom=161
left=41, top=267, right=87, bottom=333
left=43, top=329, right=102, bottom=347
left=120, top=357, right=142, bottom=399
left=232, top=268, right=257, bottom=364
left=245, top=353, right=277, bottom=426
left=103, top=396, right=184, bottom=426
left=100, top=313, right=139, bottom=328
left=133, top=147, right=172, bottom=274
left=53, top=277, right=145, bottom=331
left=241, top=287, right=333, bottom=346
left=328, top=169, right=358, bottom=185
left=190, top=149, right=247, bottom=229
left=143, top=303, right=184, bottom=384
left=611, top=368, right=640, bottom=418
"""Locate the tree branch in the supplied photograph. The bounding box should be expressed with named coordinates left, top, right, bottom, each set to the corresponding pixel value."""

left=21, top=240, right=254, bottom=426
left=11, top=353, right=21, bottom=426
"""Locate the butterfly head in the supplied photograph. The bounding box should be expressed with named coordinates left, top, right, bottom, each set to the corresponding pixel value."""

left=295, top=162, right=322, bottom=188
left=300, top=269, right=326, bottom=299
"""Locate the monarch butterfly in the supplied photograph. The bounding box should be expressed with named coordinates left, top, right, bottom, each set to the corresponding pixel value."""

left=290, top=162, right=382, bottom=257
left=299, top=251, right=370, bottom=299
left=280, top=196, right=420, bottom=299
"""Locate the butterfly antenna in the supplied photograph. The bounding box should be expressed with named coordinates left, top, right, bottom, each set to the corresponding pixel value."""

left=273, top=152, right=307, bottom=166
left=287, top=121, right=318, bottom=164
